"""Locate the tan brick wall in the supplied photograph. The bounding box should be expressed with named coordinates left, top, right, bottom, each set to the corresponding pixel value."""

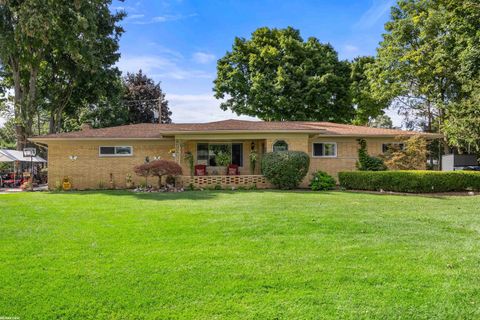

left=47, top=139, right=175, bottom=190
left=45, top=135, right=399, bottom=190
left=306, top=137, right=400, bottom=185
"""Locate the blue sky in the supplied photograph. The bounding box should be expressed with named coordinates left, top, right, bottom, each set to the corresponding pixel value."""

left=0, top=0, right=396, bottom=127
left=112, top=0, right=398, bottom=124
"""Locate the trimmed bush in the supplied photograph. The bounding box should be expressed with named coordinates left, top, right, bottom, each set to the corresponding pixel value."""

left=135, top=160, right=182, bottom=188
left=310, top=171, right=336, bottom=191
left=339, top=171, right=480, bottom=193
left=261, top=151, right=310, bottom=189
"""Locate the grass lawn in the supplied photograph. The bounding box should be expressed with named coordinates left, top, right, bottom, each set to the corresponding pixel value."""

left=1, top=190, right=480, bottom=319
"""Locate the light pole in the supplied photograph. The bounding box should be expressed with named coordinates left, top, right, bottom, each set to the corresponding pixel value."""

left=23, top=147, right=36, bottom=191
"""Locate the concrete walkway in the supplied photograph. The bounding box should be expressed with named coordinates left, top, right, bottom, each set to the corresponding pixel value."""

left=0, top=184, right=48, bottom=193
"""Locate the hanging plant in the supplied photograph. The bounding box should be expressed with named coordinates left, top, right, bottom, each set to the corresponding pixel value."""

left=249, top=150, right=257, bottom=174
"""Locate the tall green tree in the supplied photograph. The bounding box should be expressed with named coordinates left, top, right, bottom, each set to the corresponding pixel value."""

left=39, top=1, right=125, bottom=134
left=0, top=117, right=15, bottom=149
left=443, top=85, right=480, bottom=154
left=72, top=77, right=128, bottom=130
left=368, top=114, right=394, bottom=129
left=350, top=56, right=390, bottom=125
left=369, top=0, right=451, bottom=131
left=440, top=0, right=480, bottom=153
left=69, top=70, right=172, bottom=129
left=0, top=0, right=124, bottom=149
left=214, top=27, right=353, bottom=122
left=369, top=0, right=479, bottom=136
left=122, top=70, right=172, bottom=124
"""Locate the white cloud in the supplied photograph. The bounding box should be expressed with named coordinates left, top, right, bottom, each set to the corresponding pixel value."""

left=355, top=0, right=395, bottom=29
left=192, top=52, right=216, bottom=64
left=147, top=42, right=184, bottom=59
left=340, top=44, right=361, bottom=59
left=129, top=13, right=197, bottom=25
left=117, top=55, right=213, bottom=80
left=125, top=14, right=145, bottom=20
left=167, top=93, right=258, bottom=123
left=344, top=45, right=359, bottom=54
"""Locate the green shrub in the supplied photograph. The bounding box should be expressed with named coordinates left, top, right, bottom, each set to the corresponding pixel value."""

left=310, top=171, right=336, bottom=191
left=261, top=151, right=310, bottom=189
left=339, top=171, right=480, bottom=193
left=216, top=151, right=231, bottom=167
left=357, top=139, right=387, bottom=171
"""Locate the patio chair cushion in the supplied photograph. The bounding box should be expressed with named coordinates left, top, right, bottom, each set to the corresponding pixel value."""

left=195, top=165, right=207, bottom=176
left=227, top=164, right=239, bottom=175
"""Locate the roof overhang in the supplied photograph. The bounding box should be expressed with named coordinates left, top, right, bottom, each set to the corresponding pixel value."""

left=29, top=130, right=443, bottom=143
left=0, top=149, right=47, bottom=163
left=311, top=133, right=443, bottom=139
left=29, top=137, right=173, bottom=143
left=164, top=129, right=326, bottom=135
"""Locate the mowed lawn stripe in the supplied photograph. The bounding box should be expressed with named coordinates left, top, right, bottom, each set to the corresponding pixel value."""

left=1, top=191, right=480, bottom=319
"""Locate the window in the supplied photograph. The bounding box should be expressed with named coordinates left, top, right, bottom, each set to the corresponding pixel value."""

left=231, top=143, right=243, bottom=166
left=208, top=144, right=230, bottom=166
left=196, top=143, right=243, bottom=166
left=382, top=143, right=405, bottom=153
left=99, top=146, right=133, bottom=157
left=197, top=143, right=209, bottom=162
left=312, top=142, right=337, bottom=157
left=273, top=140, right=288, bottom=152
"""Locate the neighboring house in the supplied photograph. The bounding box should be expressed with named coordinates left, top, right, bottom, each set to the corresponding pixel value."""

left=30, top=119, right=441, bottom=190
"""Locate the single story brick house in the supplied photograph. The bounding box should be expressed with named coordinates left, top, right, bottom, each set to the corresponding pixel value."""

left=30, top=119, right=441, bottom=190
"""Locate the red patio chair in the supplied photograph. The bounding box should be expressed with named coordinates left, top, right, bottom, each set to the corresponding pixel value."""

left=194, top=164, right=207, bottom=176
left=227, top=164, right=239, bottom=175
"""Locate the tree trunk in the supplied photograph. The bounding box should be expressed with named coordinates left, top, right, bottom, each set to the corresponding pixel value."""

left=11, top=57, right=25, bottom=151
left=56, top=110, right=62, bottom=133
left=49, top=113, right=56, bottom=134
left=15, top=125, right=26, bottom=151
left=12, top=59, right=39, bottom=149
left=49, top=84, right=73, bottom=134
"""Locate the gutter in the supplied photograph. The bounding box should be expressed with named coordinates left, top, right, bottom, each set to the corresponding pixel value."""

left=29, top=137, right=173, bottom=142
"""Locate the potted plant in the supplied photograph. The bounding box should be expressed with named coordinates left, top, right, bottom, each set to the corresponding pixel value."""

left=20, top=177, right=33, bottom=191
left=216, top=151, right=232, bottom=175
left=249, top=150, right=257, bottom=174
left=168, top=148, right=176, bottom=159
left=62, top=176, right=72, bottom=191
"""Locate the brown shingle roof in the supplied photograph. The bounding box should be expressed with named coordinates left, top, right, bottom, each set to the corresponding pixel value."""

left=30, top=119, right=442, bottom=140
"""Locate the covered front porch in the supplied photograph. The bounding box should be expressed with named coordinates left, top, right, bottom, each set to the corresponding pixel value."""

left=173, top=136, right=270, bottom=188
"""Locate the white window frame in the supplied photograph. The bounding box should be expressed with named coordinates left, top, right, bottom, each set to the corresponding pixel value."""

left=99, top=146, right=133, bottom=157
left=312, top=142, right=337, bottom=158
left=196, top=142, right=244, bottom=167
left=272, top=140, right=289, bottom=152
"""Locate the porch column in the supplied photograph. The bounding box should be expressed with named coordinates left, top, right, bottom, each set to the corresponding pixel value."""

left=175, top=139, right=183, bottom=165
